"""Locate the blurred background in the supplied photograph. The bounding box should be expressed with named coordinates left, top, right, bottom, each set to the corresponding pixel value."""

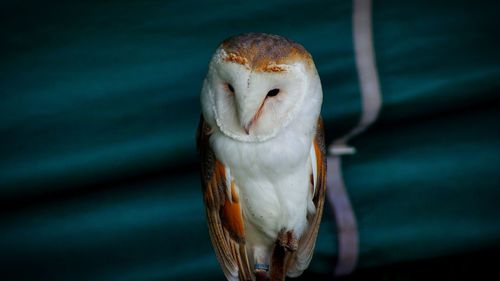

left=1, top=0, right=499, bottom=280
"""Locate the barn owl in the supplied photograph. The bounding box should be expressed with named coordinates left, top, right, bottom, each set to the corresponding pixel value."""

left=197, top=33, right=326, bottom=281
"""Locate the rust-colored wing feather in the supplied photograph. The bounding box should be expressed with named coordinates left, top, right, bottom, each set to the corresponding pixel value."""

left=286, top=117, right=327, bottom=277
left=197, top=115, right=252, bottom=281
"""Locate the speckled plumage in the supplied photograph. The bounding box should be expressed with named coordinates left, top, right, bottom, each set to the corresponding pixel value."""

left=220, top=33, right=313, bottom=72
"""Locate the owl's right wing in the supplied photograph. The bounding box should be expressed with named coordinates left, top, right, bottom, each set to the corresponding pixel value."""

left=197, top=115, right=253, bottom=281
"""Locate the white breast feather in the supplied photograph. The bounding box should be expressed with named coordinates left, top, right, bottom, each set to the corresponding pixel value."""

left=209, top=80, right=322, bottom=250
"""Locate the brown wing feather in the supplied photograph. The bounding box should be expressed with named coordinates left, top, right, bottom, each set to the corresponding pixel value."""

left=286, top=117, right=327, bottom=277
left=197, top=115, right=252, bottom=281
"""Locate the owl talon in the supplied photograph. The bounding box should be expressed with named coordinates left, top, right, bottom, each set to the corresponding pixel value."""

left=277, top=229, right=298, bottom=252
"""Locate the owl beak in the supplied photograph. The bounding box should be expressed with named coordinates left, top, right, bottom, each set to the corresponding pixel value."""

left=243, top=121, right=252, bottom=135
left=236, top=108, right=252, bottom=135
left=239, top=99, right=265, bottom=135
left=236, top=102, right=254, bottom=135
left=236, top=93, right=264, bottom=135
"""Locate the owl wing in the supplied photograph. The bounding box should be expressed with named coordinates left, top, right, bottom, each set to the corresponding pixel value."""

left=286, top=117, right=327, bottom=277
left=197, top=115, right=253, bottom=281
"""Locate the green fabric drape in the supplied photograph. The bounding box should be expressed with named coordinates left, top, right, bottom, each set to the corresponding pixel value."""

left=1, top=0, right=499, bottom=280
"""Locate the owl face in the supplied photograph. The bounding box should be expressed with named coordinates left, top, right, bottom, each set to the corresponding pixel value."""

left=201, top=33, right=322, bottom=142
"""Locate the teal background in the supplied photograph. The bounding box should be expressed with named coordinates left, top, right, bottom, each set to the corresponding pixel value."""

left=1, top=0, right=499, bottom=280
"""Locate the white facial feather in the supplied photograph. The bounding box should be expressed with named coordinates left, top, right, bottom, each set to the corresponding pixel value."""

left=202, top=48, right=321, bottom=143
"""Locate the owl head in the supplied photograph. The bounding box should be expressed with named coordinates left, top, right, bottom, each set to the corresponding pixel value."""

left=201, top=33, right=323, bottom=142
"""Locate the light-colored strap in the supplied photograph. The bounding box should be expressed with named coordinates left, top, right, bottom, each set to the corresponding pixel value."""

left=326, top=156, right=359, bottom=275
left=327, top=0, right=382, bottom=275
left=333, top=0, right=382, bottom=151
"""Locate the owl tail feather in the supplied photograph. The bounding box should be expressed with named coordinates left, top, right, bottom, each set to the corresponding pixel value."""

left=270, top=244, right=286, bottom=281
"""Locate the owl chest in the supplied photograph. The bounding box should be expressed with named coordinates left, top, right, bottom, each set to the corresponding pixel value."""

left=211, top=131, right=310, bottom=177
left=211, top=131, right=313, bottom=240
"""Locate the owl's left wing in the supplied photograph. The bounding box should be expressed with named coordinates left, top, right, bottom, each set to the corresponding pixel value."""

left=286, top=117, right=327, bottom=277
left=197, top=115, right=253, bottom=281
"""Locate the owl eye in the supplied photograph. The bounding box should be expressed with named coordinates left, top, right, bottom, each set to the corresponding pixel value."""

left=226, top=83, right=235, bottom=94
left=267, top=88, right=280, bottom=97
